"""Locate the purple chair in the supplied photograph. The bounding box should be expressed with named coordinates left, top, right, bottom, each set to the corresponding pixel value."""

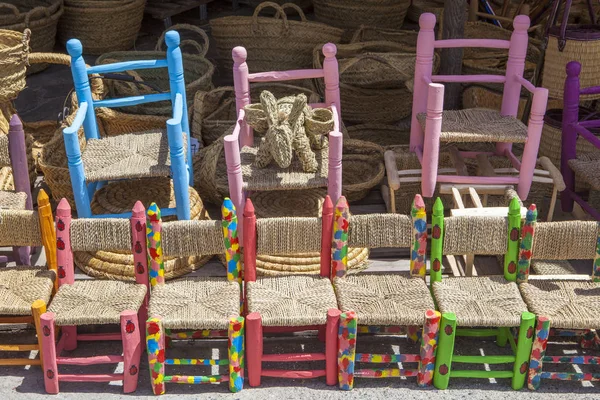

left=561, top=61, right=600, bottom=220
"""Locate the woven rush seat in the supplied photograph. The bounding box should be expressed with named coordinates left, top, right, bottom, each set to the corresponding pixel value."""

left=240, top=139, right=329, bottom=191
left=0, top=191, right=27, bottom=210
left=82, top=130, right=184, bottom=183
left=568, top=154, right=600, bottom=190
left=531, top=260, right=577, bottom=275
left=334, top=273, right=434, bottom=326
left=48, top=280, right=147, bottom=326
left=247, top=275, right=337, bottom=326
left=0, top=267, right=54, bottom=316
left=432, top=276, right=528, bottom=327
left=417, top=109, right=528, bottom=143
left=148, top=277, right=240, bottom=330
left=519, top=280, right=600, bottom=330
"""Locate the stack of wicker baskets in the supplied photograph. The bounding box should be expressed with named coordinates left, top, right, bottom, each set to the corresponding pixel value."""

left=313, top=0, right=411, bottom=32
left=58, top=0, right=146, bottom=55
left=0, top=0, right=63, bottom=74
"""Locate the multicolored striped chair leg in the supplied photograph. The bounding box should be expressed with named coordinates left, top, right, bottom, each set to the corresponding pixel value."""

left=146, top=317, right=166, bottom=395
left=528, top=316, right=550, bottom=390
left=417, top=310, right=441, bottom=387
left=338, top=311, right=357, bottom=390
left=228, top=317, right=245, bottom=393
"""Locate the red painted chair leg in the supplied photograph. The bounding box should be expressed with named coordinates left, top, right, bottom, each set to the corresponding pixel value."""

left=325, top=308, right=341, bottom=386
left=62, top=326, right=78, bottom=351
left=121, top=310, right=141, bottom=393
left=41, top=312, right=59, bottom=394
left=246, top=312, right=263, bottom=387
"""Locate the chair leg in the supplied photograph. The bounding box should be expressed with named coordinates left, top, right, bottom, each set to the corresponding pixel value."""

left=579, top=330, right=598, bottom=349
left=407, top=326, right=421, bottom=343
left=12, top=246, right=30, bottom=265
left=146, top=316, right=166, bottom=395
left=497, top=327, right=509, bottom=347
left=417, top=310, right=441, bottom=387
left=338, top=311, right=357, bottom=390
left=433, top=312, right=456, bottom=390
left=31, top=300, right=47, bottom=367
left=246, top=312, right=263, bottom=387
left=512, top=312, right=535, bottom=390
left=528, top=316, right=550, bottom=390
left=228, top=316, right=245, bottom=393
left=121, top=310, right=141, bottom=393
left=41, top=312, right=59, bottom=394
left=63, top=326, right=78, bottom=351
left=326, top=309, right=341, bottom=386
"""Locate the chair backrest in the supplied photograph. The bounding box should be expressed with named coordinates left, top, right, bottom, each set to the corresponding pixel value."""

left=145, top=198, right=242, bottom=288
left=231, top=44, right=341, bottom=147
left=332, top=195, right=427, bottom=279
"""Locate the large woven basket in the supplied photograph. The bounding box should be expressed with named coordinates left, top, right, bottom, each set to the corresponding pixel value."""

left=349, top=25, right=418, bottom=50
left=0, top=1, right=63, bottom=74
left=313, top=0, right=411, bottom=31
left=96, top=24, right=214, bottom=116
left=210, top=2, right=343, bottom=76
left=462, top=85, right=528, bottom=120
left=58, top=0, right=146, bottom=55
left=0, top=28, right=30, bottom=101
left=347, top=123, right=411, bottom=148
left=342, top=139, right=385, bottom=202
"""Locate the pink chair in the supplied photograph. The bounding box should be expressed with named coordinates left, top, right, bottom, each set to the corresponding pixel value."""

left=224, top=44, right=343, bottom=240
left=410, top=13, right=549, bottom=200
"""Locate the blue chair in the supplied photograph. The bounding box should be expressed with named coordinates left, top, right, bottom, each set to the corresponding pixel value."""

left=63, top=31, right=192, bottom=220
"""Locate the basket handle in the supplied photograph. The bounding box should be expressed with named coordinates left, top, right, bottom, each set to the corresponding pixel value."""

left=349, top=25, right=368, bottom=43
left=156, top=23, right=210, bottom=58
left=0, top=3, right=19, bottom=16
left=24, top=6, right=50, bottom=26
left=252, top=2, right=290, bottom=34
left=544, top=0, right=596, bottom=51
left=273, top=3, right=307, bottom=22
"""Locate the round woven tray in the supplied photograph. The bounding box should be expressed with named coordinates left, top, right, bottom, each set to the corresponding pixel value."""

left=73, top=178, right=214, bottom=281
left=257, top=247, right=369, bottom=276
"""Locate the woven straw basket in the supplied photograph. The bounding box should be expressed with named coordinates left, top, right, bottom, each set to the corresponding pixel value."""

left=463, top=85, right=528, bottom=120
left=349, top=26, right=418, bottom=50
left=0, top=1, right=63, bottom=74
left=96, top=24, right=214, bottom=116
left=313, top=0, right=411, bottom=31
left=210, top=2, right=343, bottom=76
left=192, top=83, right=320, bottom=147
left=342, top=139, right=385, bottom=202
left=0, top=28, right=30, bottom=101
left=58, top=0, right=146, bottom=55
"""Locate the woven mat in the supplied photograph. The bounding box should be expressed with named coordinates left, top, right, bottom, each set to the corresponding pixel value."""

left=73, top=178, right=215, bottom=281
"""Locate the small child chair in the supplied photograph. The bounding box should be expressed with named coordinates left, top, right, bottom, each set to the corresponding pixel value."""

left=63, top=31, right=191, bottom=220
left=429, top=197, right=536, bottom=390
left=243, top=196, right=339, bottom=387
left=225, top=44, right=343, bottom=240
left=410, top=13, right=549, bottom=200
left=516, top=214, right=600, bottom=389
left=144, top=199, right=244, bottom=394
left=561, top=61, right=600, bottom=221
left=0, top=190, right=56, bottom=367
left=40, top=200, right=149, bottom=394
left=333, top=195, right=439, bottom=389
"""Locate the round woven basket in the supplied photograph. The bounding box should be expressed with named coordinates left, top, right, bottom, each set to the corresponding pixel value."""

left=349, top=26, right=418, bottom=50
left=347, top=123, right=411, bottom=148
left=210, top=2, right=343, bottom=76
left=407, top=0, right=444, bottom=24
left=313, top=0, right=411, bottom=31
left=23, top=119, right=58, bottom=172
left=0, top=28, right=30, bottom=101
left=1, top=1, right=63, bottom=74
left=192, top=83, right=320, bottom=147
left=462, top=85, right=528, bottom=120
left=96, top=24, right=214, bottom=116
left=257, top=247, right=369, bottom=276
left=58, top=0, right=146, bottom=55
left=251, top=188, right=326, bottom=219
left=72, top=178, right=214, bottom=281
left=342, top=139, right=385, bottom=202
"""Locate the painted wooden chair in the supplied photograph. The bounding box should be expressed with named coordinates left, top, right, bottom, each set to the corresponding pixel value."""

left=429, top=197, right=536, bottom=389
left=63, top=31, right=192, bottom=220
left=144, top=198, right=244, bottom=394
left=0, top=190, right=57, bottom=367
left=40, top=199, right=149, bottom=394
left=560, top=61, right=600, bottom=221
left=516, top=213, right=600, bottom=389
left=333, top=194, right=439, bottom=389
left=410, top=13, right=549, bottom=200
left=225, top=44, right=343, bottom=240
left=0, top=115, right=35, bottom=264
left=243, top=196, right=339, bottom=386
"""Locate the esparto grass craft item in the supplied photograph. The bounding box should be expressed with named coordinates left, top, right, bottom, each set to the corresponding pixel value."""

left=313, top=0, right=411, bottom=31
left=0, top=28, right=30, bottom=101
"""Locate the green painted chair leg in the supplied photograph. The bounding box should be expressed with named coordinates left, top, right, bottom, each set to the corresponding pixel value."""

left=497, top=327, right=509, bottom=347
left=433, top=313, right=456, bottom=389
left=511, top=312, right=535, bottom=390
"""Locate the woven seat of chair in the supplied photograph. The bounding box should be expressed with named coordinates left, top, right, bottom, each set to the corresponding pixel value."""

left=82, top=130, right=182, bottom=182
left=519, top=280, right=600, bottom=330
left=568, top=155, right=600, bottom=190
left=48, top=280, right=147, bottom=326
left=432, top=276, right=528, bottom=327
left=247, top=275, right=337, bottom=327
left=0, top=267, right=54, bottom=316
left=531, top=260, right=577, bottom=275
left=334, top=273, right=434, bottom=326
left=240, top=139, right=328, bottom=191
left=0, top=191, right=27, bottom=210
left=417, top=109, right=528, bottom=143
left=149, top=278, right=240, bottom=330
